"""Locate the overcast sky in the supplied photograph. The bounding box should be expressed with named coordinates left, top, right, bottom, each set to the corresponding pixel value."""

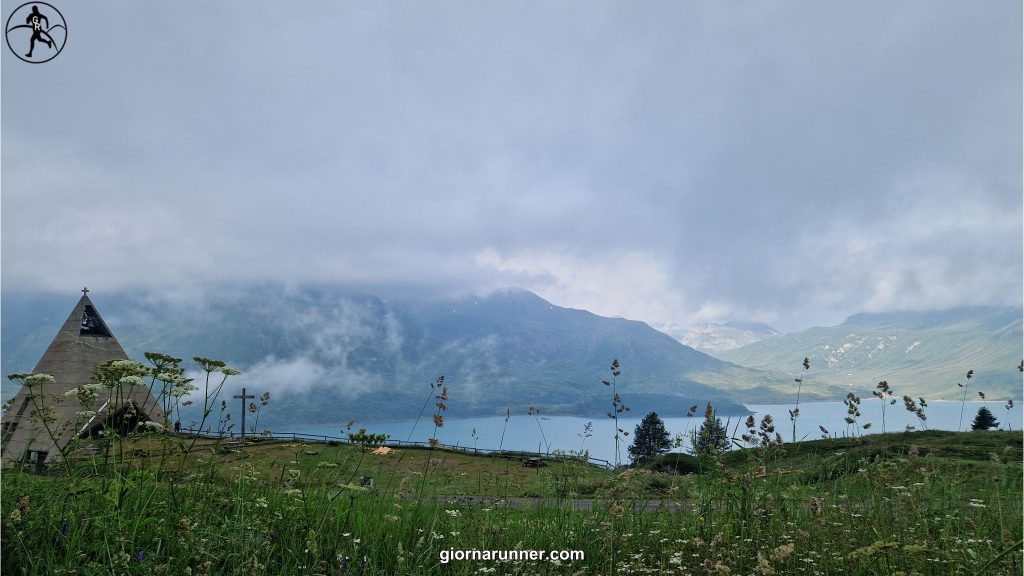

left=2, top=1, right=1021, bottom=336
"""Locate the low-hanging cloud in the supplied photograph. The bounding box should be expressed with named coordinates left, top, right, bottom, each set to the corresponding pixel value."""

left=237, top=355, right=383, bottom=399
left=2, top=1, right=1020, bottom=335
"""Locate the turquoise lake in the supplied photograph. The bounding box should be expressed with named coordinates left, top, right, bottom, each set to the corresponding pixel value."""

left=285, top=401, right=1022, bottom=465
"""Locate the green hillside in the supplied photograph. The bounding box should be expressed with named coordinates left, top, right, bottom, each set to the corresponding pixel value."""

left=2, top=288, right=785, bottom=424
left=716, top=307, right=1023, bottom=401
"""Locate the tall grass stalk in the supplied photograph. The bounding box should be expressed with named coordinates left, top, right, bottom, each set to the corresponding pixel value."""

left=528, top=406, right=550, bottom=454
left=407, top=376, right=444, bottom=443
left=498, top=408, right=510, bottom=452
left=790, top=357, right=810, bottom=443
left=11, top=374, right=74, bottom=475
left=843, top=392, right=864, bottom=437
left=872, top=380, right=895, bottom=434
left=958, top=369, right=974, bottom=432
left=603, top=358, right=629, bottom=468
left=578, top=420, right=593, bottom=454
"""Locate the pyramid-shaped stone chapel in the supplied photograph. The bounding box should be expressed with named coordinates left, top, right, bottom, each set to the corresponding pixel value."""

left=1, top=291, right=165, bottom=467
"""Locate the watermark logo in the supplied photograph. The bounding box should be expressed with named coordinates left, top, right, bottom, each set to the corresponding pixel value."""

left=5, top=2, right=66, bottom=64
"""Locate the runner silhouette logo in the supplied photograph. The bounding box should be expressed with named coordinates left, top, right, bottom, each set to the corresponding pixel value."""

left=5, top=2, right=66, bottom=63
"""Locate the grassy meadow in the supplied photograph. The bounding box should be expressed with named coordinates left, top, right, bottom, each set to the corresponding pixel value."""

left=3, top=357, right=1022, bottom=574
left=2, top=427, right=1021, bottom=575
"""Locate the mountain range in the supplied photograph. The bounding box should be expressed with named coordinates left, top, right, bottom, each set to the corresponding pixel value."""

left=1, top=287, right=778, bottom=426
left=3, top=287, right=1019, bottom=428
left=717, top=307, right=1023, bottom=402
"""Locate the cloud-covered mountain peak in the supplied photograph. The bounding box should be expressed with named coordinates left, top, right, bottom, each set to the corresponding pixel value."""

left=681, top=321, right=780, bottom=354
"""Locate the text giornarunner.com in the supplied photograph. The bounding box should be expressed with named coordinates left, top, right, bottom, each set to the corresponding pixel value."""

left=439, top=548, right=585, bottom=564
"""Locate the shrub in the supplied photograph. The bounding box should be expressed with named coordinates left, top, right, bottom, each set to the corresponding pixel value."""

left=646, top=474, right=672, bottom=493
left=650, top=452, right=702, bottom=475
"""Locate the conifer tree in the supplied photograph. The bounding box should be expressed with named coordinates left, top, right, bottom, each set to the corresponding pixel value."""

left=971, top=406, right=999, bottom=431
left=628, top=411, right=672, bottom=463
left=693, top=402, right=730, bottom=457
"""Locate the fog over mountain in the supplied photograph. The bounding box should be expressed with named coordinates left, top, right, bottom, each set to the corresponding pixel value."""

left=7, top=285, right=1017, bottom=430
left=2, top=287, right=776, bottom=426
left=3, top=2, right=1021, bottom=339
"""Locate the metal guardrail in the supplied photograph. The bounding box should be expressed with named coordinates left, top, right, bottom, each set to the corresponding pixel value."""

left=180, top=427, right=614, bottom=468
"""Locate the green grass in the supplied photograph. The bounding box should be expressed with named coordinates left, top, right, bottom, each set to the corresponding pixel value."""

left=55, top=438, right=613, bottom=500
left=3, top=430, right=1021, bottom=575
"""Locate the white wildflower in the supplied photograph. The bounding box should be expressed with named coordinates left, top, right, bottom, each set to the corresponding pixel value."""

left=170, top=381, right=197, bottom=397
left=24, top=374, right=55, bottom=387
left=111, top=360, right=147, bottom=374
left=119, top=375, right=145, bottom=387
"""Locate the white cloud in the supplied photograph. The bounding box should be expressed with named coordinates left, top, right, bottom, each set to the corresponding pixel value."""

left=476, top=248, right=692, bottom=337
left=2, top=1, right=1020, bottom=333
left=237, top=356, right=329, bottom=396
left=222, top=354, right=388, bottom=401
left=794, top=174, right=1022, bottom=315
